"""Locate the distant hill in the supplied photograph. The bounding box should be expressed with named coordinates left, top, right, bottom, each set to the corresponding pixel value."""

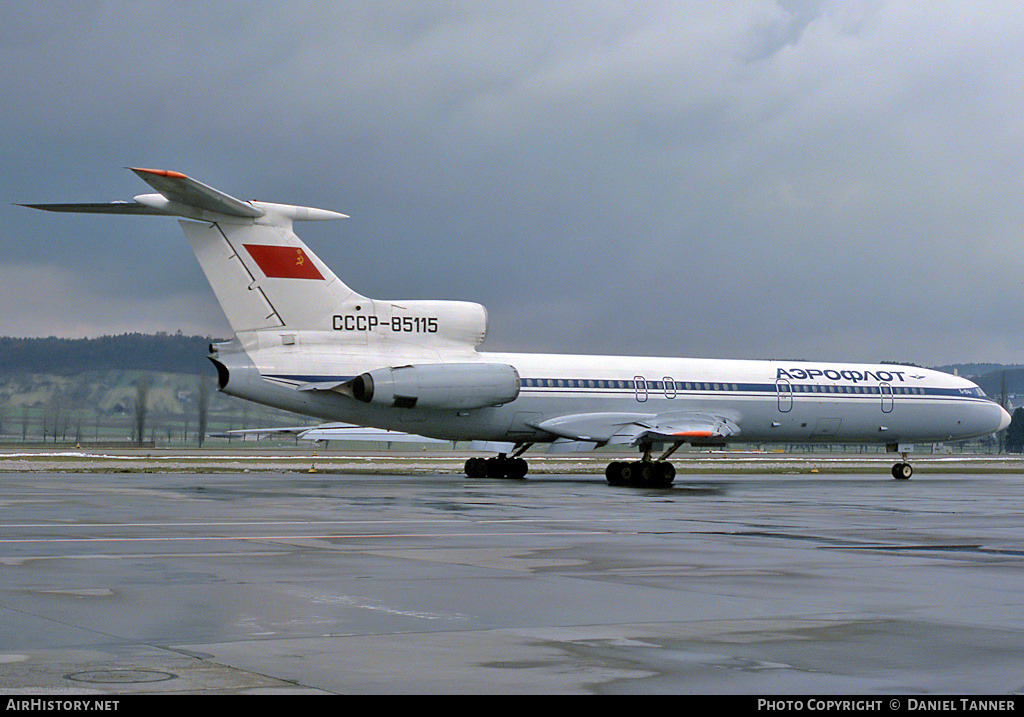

left=933, top=364, right=1024, bottom=378
left=933, top=365, right=1024, bottom=400
left=0, top=333, right=221, bottom=376
left=969, top=369, right=1024, bottom=401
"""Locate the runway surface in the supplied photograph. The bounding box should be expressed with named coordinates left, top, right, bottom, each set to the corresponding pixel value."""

left=2, top=459, right=1024, bottom=694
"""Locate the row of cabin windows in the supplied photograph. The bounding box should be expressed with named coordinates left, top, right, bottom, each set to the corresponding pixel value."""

left=521, top=378, right=928, bottom=395
left=786, top=384, right=928, bottom=395
left=521, top=379, right=735, bottom=390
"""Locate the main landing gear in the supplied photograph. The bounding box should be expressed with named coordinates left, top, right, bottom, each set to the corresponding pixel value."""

left=605, top=440, right=682, bottom=488
left=464, top=455, right=528, bottom=479
left=605, top=460, right=675, bottom=488
left=464, top=443, right=531, bottom=480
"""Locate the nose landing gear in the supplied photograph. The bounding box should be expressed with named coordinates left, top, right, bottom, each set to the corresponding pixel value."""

left=887, top=445, right=914, bottom=480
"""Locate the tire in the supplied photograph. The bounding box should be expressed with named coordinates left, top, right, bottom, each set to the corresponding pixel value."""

left=638, top=462, right=659, bottom=487
left=619, top=462, right=636, bottom=485
left=651, top=462, right=675, bottom=488
left=464, top=457, right=485, bottom=478
left=606, top=461, right=627, bottom=486
left=892, top=462, right=913, bottom=480
left=506, top=457, right=528, bottom=480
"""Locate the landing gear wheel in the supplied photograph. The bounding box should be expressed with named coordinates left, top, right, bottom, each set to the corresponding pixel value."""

left=651, top=461, right=675, bottom=488
left=638, top=461, right=659, bottom=487
left=891, top=462, right=913, bottom=480
left=485, top=457, right=506, bottom=478
left=619, top=462, right=636, bottom=485
left=606, top=462, right=628, bottom=486
left=464, top=457, right=486, bottom=478
left=506, top=457, right=528, bottom=480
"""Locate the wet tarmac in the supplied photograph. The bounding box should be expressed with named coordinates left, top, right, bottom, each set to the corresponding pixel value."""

left=2, top=459, right=1024, bottom=694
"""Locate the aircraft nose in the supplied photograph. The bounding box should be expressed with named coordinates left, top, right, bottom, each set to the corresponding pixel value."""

left=998, top=405, right=1012, bottom=432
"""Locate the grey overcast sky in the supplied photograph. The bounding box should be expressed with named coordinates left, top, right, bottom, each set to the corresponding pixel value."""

left=3, top=1, right=1023, bottom=366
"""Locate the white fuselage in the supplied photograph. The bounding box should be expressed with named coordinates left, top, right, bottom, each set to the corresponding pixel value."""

left=215, top=335, right=1009, bottom=448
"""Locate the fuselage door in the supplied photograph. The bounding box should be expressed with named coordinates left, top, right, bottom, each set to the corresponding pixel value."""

left=776, top=379, right=793, bottom=413
left=663, top=376, right=676, bottom=399
left=634, top=375, right=648, bottom=402
left=880, top=382, right=894, bottom=413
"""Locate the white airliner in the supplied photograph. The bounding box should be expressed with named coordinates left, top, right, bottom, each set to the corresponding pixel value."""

left=24, top=169, right=1011, bottom=485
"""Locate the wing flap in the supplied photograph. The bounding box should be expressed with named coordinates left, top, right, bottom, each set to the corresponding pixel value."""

left=535, top=412, right=656, bottom=443
left=633, top=414, right=739, bottom=443
left=297, top=380, right=350, bottom=392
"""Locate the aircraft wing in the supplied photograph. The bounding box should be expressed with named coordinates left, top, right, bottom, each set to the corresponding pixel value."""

left=535, top=411, right=739, bottom=446
left=222, top=422, right=447, bottom=444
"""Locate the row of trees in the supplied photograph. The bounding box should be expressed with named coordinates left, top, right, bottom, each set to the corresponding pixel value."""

left=1004, top=408, right=1024, bottom=453
left=0, top=333, right=216, bottom=375
left=0, top=334, right=225, bottom=446
left=0, top=374, right=215, bottom=447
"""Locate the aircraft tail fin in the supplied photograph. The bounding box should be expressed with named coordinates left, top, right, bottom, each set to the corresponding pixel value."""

left=24, top=168, right=364, bottom=334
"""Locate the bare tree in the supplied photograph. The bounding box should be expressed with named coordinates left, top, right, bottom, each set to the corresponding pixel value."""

left=134, top=377, right=150, bottom=446
left=197, top=375, right=209, bottom=447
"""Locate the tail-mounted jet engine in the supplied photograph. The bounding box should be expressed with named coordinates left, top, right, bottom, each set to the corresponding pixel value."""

left=340, top=363, right=520, bottom=410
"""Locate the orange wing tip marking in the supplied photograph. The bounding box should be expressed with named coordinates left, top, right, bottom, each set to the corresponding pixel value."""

left=130, top=167, right=188, bottom=179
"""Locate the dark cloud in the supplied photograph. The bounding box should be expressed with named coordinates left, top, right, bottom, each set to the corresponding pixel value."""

left=3, top=1, right=1023, bottom=365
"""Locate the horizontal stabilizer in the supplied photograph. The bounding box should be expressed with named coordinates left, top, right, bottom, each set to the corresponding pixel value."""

left=130, top=167, right=264, bottom=218
left=18, top=201, right=166, bottom=215
left=22, top=168, right=347, bottom=224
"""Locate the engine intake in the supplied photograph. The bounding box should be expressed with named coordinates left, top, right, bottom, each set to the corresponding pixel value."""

left=342, top=363, right=520, bottom=410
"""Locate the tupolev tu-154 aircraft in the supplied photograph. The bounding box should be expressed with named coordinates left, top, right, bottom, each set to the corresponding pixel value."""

left=24, top=168, right=1011, bottom=486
